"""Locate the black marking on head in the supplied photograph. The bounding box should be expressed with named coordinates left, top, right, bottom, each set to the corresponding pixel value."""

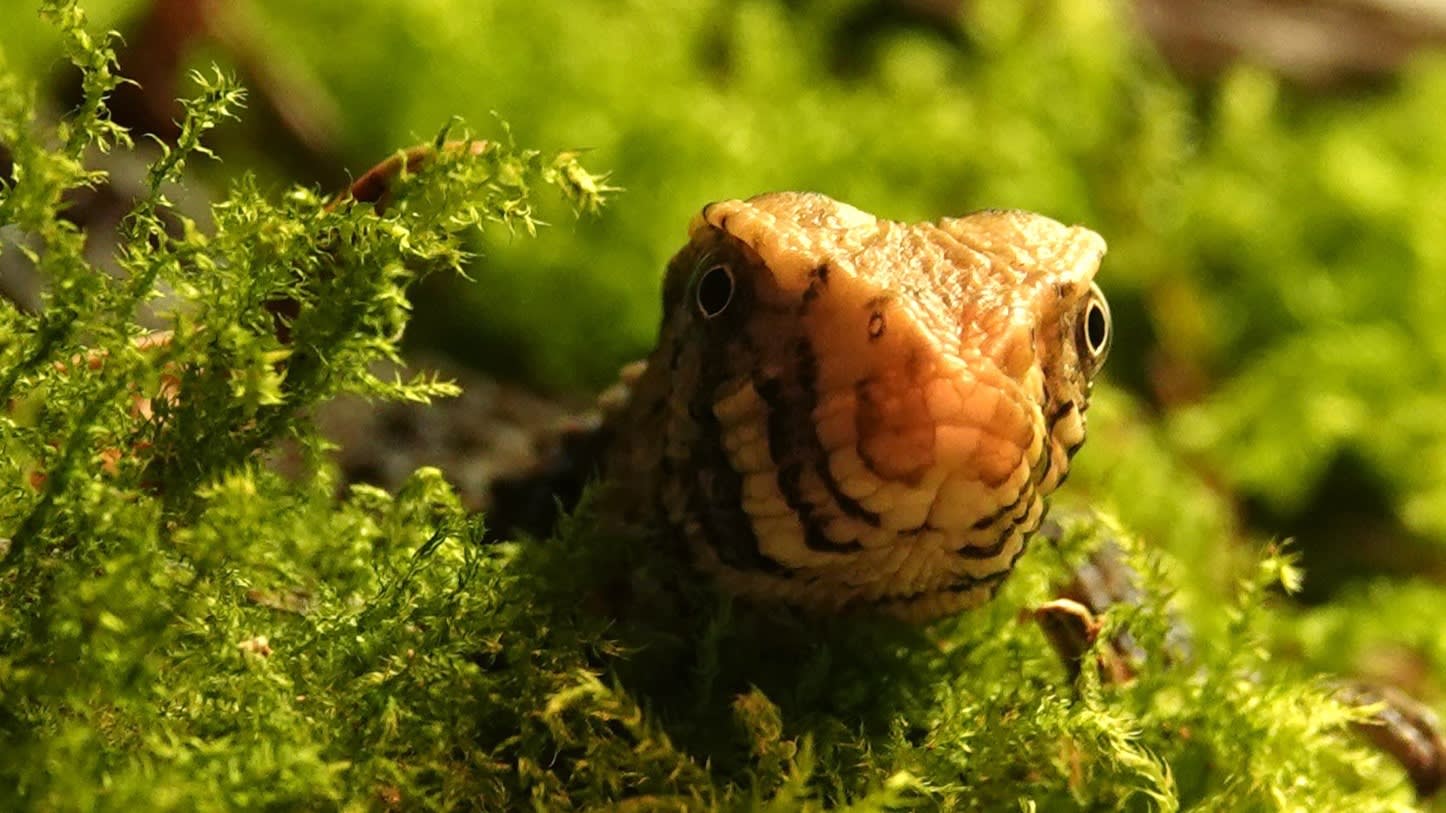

left=1002, top=524, right=1035, bottom=569
left=753, top=340, right=869, bottom=554
left=947, top=567, right=1014, bottom=594
left=757, top=376, right=792, bottom=463
left=804, top=521, right=862, bottom=553
left=943, top=525, right=1035, bottom=600
left=786, top=462, right=861, bottom=549
left=958, top=530, right=1012, bottom=561
left=677, top=275, right=786, bottom=575
left=1033, top=440, right=1052, bottom=483
left=791, top=337, right=879, bottom=525
left=801, top=264, right=830, bottom=307
left=683, top=460, right=787, bottom=575
left=866, top=565, right=1014, bottom=608
left=971, top=487, right=1027, bottom=531
left=850, top=380, right=892, bottom=483
left=1041, top=398, right=1085, bottom=487
left=1049, top=400, right=1077, bottom=426
left=1047, top=401, right=1085, bottom=462
left=816, top=460, right=881, bottom=528
left=960, top=493, right=1035, bottom=561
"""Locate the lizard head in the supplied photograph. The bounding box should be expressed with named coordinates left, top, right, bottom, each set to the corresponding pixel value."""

left=635, top=191, right=1107, bottom=620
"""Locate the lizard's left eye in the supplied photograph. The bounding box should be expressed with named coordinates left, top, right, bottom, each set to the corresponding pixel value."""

left=1077, top=283, right=1111, bottom=371
left=696, top=264, right=735, bottom=319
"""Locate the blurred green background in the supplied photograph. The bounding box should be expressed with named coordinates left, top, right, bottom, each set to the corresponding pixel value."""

left=6, top=0, right=1446, bottom=705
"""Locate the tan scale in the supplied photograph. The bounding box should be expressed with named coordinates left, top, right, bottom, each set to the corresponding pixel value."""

left=598, top=192, right=1110, bottom=622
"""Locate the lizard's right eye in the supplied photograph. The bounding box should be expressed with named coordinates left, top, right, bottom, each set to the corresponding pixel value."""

left=695, top=264, right=735, bottom=319
left=1076, top=282, right=1111, bottom=374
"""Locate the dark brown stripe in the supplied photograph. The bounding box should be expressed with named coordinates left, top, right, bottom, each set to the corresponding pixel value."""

left=790, top=336, right=883, bottom=529
left=998, top=525, right=1036, bottom=574
left=681, top=328, right=787, bottom=575
left=1049, top=400, right=1077, bottom=426
left=790, top=336, right=877, bottom=541
left=1033, top=438, right=1052, bottom=483
left=684, top=462, right=786, bottom=575
left=757, top=375, right=794, bottom=463
left=866, top=565, right=1013, bottom=607
left=1043, top=399, right=1082, bottom=482
left=958, top=492, right=1035, bottom=560
left=947, top=566, right=1014, bottom=593
left=960, top=518, right=1018, bottom=559
left=942, top=528, right=1034, bottom=600
left=755, top=341, right=864, bottom=552
left=817, top=460, right=881, bottom=528
left=971, top=488, right=1025, bottom=530
left=801, top=264, right=829, bottom=305
left=756, top=365, right=864, bottom=555
left=788, top=279, right=884, bottom=529
left=851, top=379, right=894, bottom=484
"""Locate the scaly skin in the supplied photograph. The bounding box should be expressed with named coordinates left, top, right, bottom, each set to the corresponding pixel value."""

left=598, top=192, right=1110, bottom=621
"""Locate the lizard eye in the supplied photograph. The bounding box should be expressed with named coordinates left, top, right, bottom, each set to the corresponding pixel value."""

left=1077, top=283, right=1111, bottom=371
left=695, top=264, right=735, bottom=319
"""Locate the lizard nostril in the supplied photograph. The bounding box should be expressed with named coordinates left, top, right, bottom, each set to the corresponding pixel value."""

left=867, top=311, right=885, bottom=340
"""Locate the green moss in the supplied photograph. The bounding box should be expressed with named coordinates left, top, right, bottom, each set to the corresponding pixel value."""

left=3, top=1, right=1446, bottom=810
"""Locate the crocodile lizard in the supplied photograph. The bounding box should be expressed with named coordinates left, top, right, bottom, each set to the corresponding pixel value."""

left=325, top=148, right=1110, bottom=621
left=512, top=192, right=1112, bottom=621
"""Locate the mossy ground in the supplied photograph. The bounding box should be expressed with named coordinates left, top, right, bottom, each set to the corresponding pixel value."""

left=3, top=0, right=1446, bottom=810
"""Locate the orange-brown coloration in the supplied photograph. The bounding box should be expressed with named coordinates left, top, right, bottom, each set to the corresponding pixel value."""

left=600, top=192, right=1109, bottom=621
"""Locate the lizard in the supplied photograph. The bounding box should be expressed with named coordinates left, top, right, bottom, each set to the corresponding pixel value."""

left=493, top=190, right=1111, bottom=622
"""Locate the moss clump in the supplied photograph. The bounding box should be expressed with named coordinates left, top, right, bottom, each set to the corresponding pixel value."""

left=1, top=1, right=1442, bottom=810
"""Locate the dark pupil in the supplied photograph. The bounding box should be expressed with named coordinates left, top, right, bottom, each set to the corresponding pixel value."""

left=1085, top=301, right=1108, bottom=354
left=696, top=265, right=734, bottom=317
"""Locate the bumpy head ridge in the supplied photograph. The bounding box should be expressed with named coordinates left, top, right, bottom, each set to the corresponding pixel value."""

left=609, top=191, right=1109, bottom=621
